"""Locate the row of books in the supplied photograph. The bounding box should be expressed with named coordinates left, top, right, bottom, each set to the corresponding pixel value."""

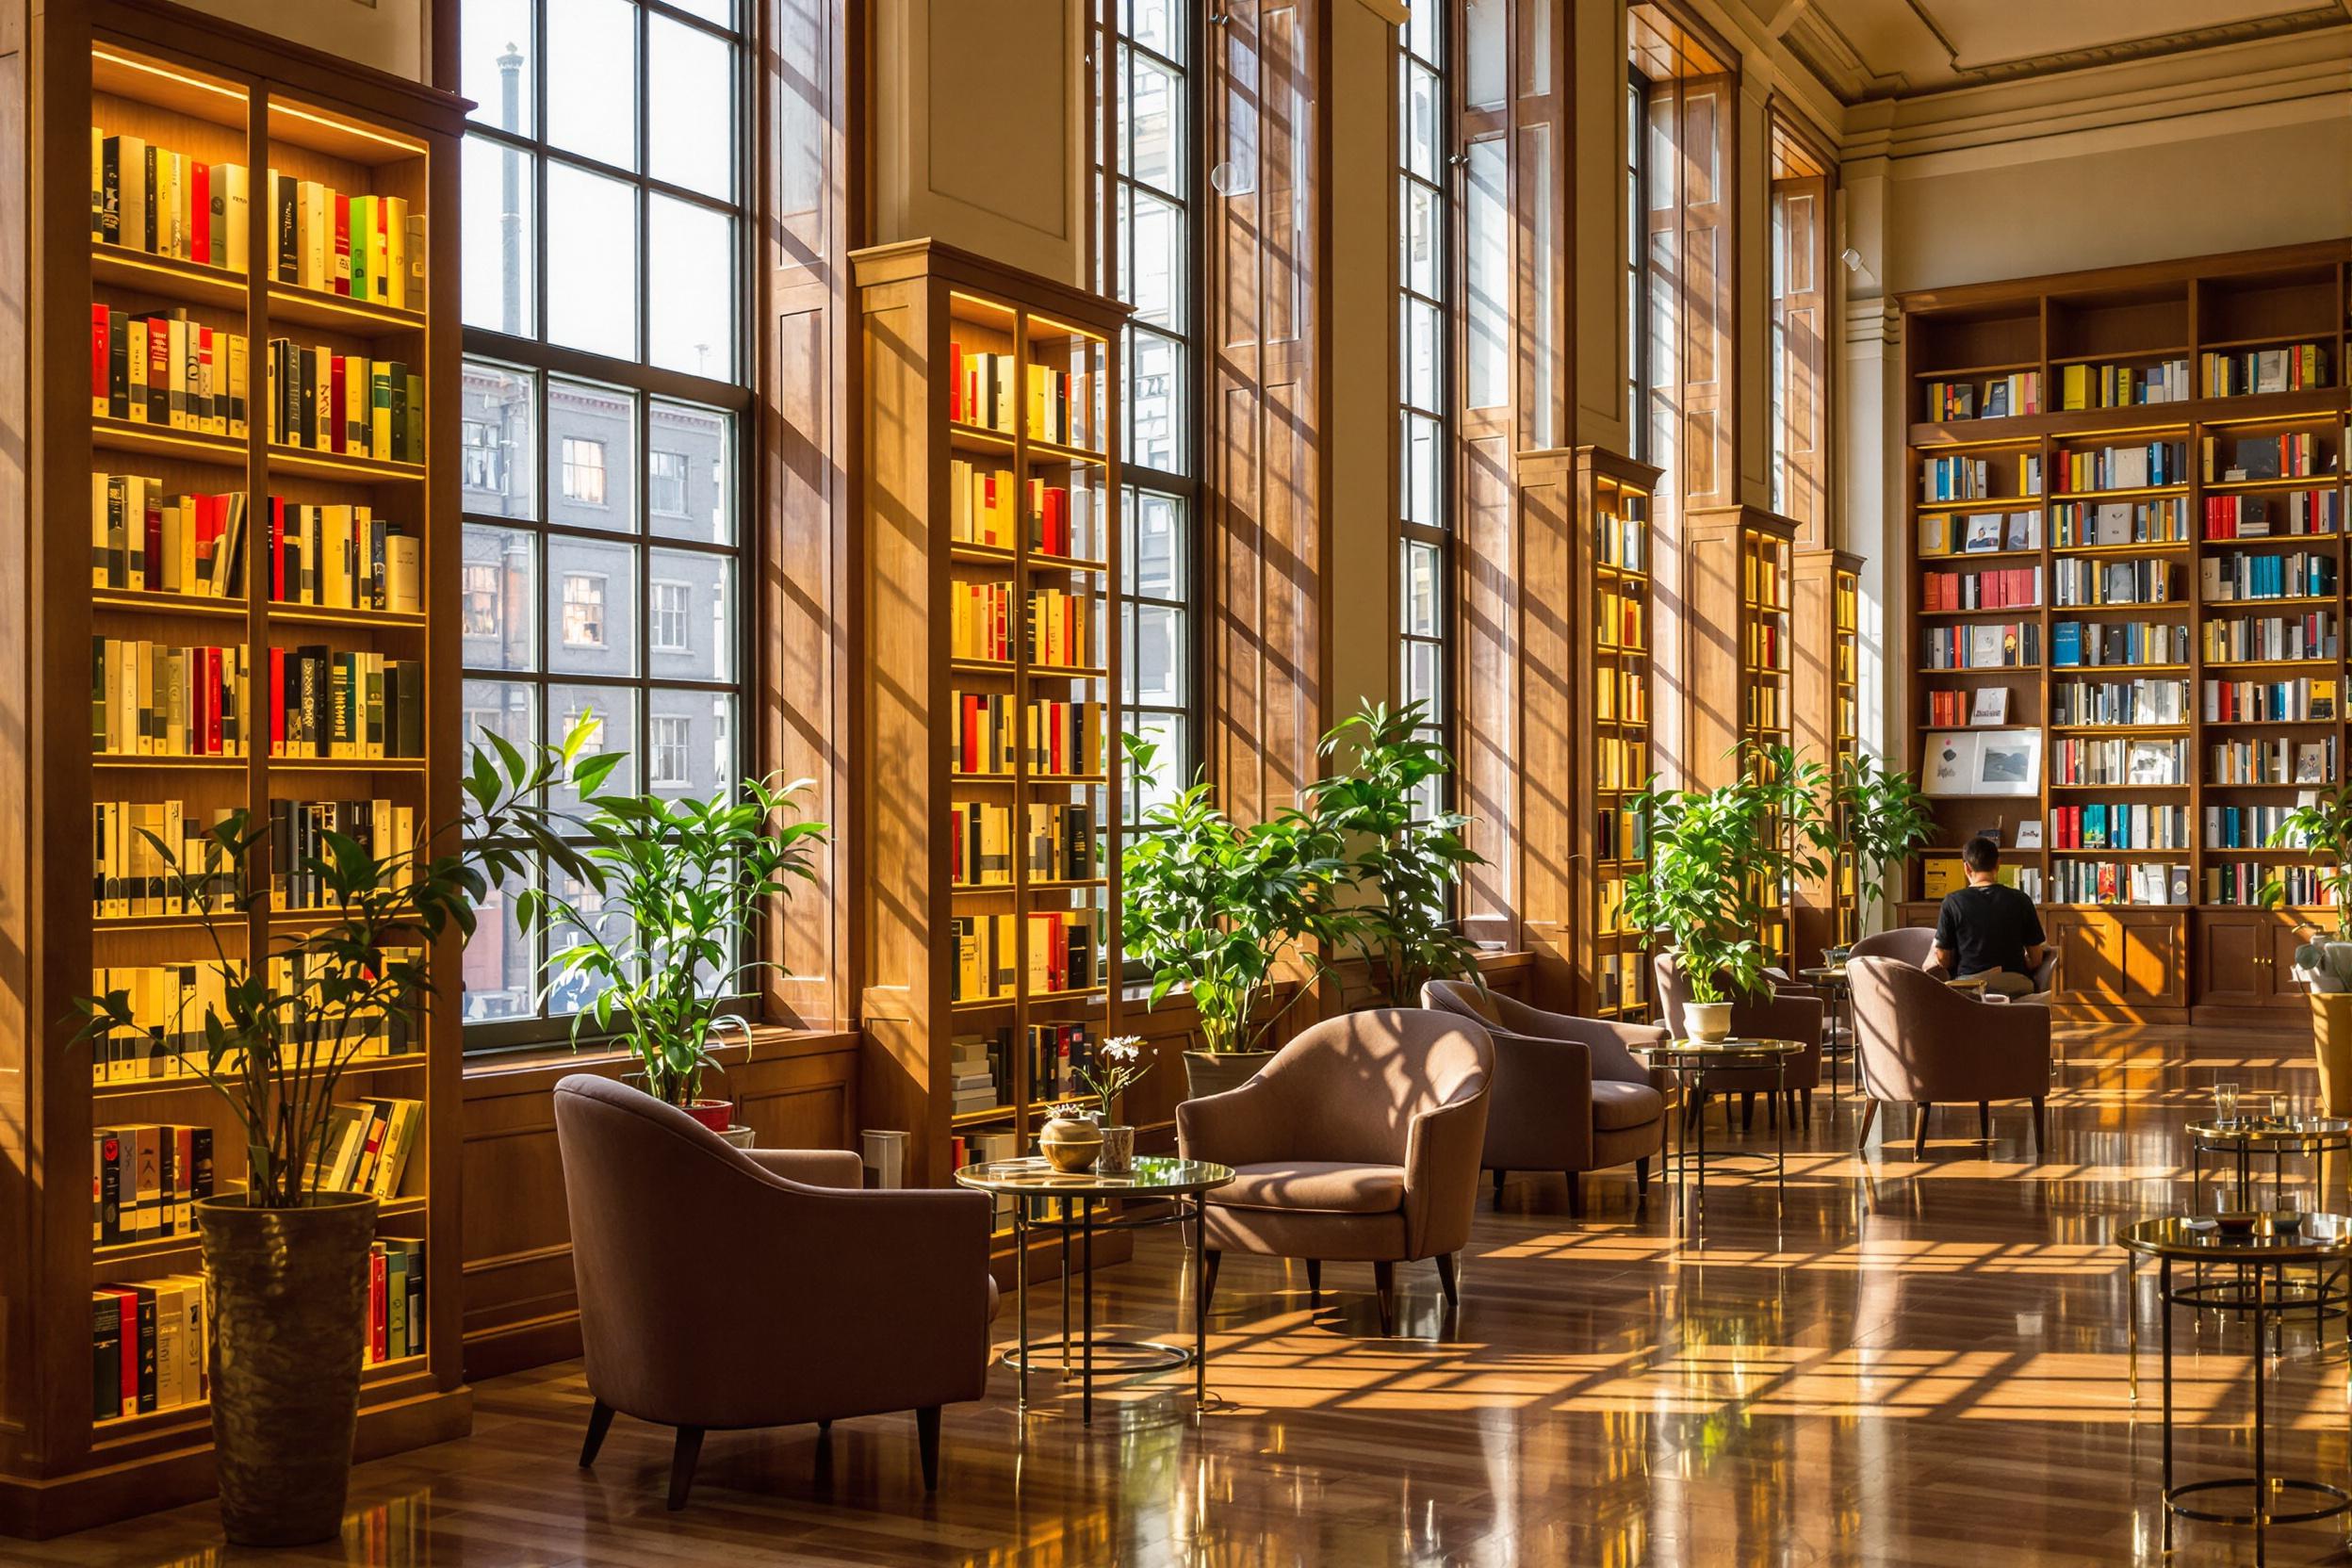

left=1744, top=683, right=1786, bottom=733
left=90, top=477, right=247, bottom=597
left=2051, top=558, right=2175, bottom=607
left=2054, top=441, right=2188, bottom=494
left=2048, top=861, right=2190, bottom=906
left=270, top=797, right=416, bottom=910
left=949, top=1031, right=1007, bottom=1114
left=264, top=951, right=418, bottom=1056
left=91, top=1274, right=207, bottom=1421
left=1596, top=875, right=1636, bottom=938
left=948, top=461, right=1018, bottom=548
left=1923, top=688, right=2003, bottom=727
left=2057, top=358, right=2190, bottom=411
left=268, top=647, right=428, bottom=760
left=1026, top=700, right=1107, bottom=777
left=267, top=500, right=423, bottom=612
left=1924, top=622, right=2041, bottom=670
left=2201, top=345, right=2330, bottom=399
left=2052, top=620, right=2187, bottom=667
left=93, top=1123, right=216, bottom=1244
left=266, top=340, right=424, bottom=464
left=1745, top=547, right=1788, bottom=608
left=1594, top=733, right=1645, bottom=792
left=950, top=580, right=1016, bottom=662
left=946, top=910, right=1102, bottom=1002
left=1922, top=371, right=2039, bottom=422
left=1918, top=508, right=2043, bottom=557
left=1921, top=453, right=2040, bottom=504
left=1595, top=503, right=1648, bottom=571
left=2205, top=677, right=2337, bottom=722
left=1921, top=566, right=2040, bottom=612
left=305, top=1096, right=424, bottom=1201
left=1594, top=665, right=1649, bottom=725
left=2049, top=804, right=2190, bottom=851
left=1592, top=950, right=1648, bottom=1016
left=270, top=175, right=425, bottom=308
left=2201, top=612, right=2337, bottom=664
left=946, top=347, right=1100, bottom=450
left=1028, top=1021, right=1099, bottom=1102
left=2053, top=678, right=2191, bottom=726
left=2203, top=491, right=2340, bottom=537
left=1598, top=587, right=1647, bottom=649
left=946, top=694, right=1104, bottom=776
left=1920, top=858, right=2041, bottom=899
left=90, top=130, right=248, bottom=271
left=87, top=964, right=244, bottom=1086
left=947, top=802, right=1099, bottom=886
left=1745, top=622, right=1785, bottom=672
left=2050, top=738, right=2187, bottom=788
left=2206, top=804, right=2306, bottom=849
left=2209, top=863, right=2330, bottom=906
left=90, top=305, right=249, bottom=436
left=2210, top=738, right=2336, bottom=786
left=1593, top=803, right=1646, bottom=862
left=1027, top=588, right=1100, bottom=668
left=947, top=1132, right=1021, bottom=1224
left=2203, top=550, right=2334, bottom=602
left=92, top=801, right=238, bottom=918
left=91, top=639, right=247, bottom=758
left=2053, top=497, right=2190, bottom=547
left=2205, top=433, right=2332, bottom=482
left=362, top=1239, right=428, bottom=1367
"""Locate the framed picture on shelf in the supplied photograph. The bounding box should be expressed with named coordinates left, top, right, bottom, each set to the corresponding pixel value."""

left=1971, top=728, right=2041, bottom=796
left=1923, top=732, right=1979, bottom=796
left=1969, top=688, right=2010, bottom=726
left=2016, top=820, right=2045, bottom=850
left=1963, top=514, right=2004, bottom=553
left=2127, top=741, right=2179, bottom=785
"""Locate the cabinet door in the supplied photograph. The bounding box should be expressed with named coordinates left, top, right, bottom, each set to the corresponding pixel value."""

left=2118, top=913, right=2185, bottom=1007
left=2197, top=913, right=2270, bottom=1009
left=2265, top=918, right=2316, bottom=1007
left=2047, top=913, right=2114, bottom=1003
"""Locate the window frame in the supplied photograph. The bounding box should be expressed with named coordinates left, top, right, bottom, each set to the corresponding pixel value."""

left=1400, top=3, right=1452, bottom=823
left=1626, top=66, right=1653, bottom=465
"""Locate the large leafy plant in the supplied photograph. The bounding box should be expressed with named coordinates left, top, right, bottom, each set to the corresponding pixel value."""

left=1831, top=752, right=1936, bottom=933
left=74, top=723, right=607, bottom=1207
left=2257, top=783, right=2352, bottom=986
left=523, top=772, right=829, bottom=1107
left=1306, top=699, right=1486, bottom=1006
left=1120, top=737, right=1357, bottom=1054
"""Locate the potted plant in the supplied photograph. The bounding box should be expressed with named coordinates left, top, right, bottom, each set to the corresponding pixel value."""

left=1075, top=1035, right=1152, bottom=1173
left=524, top=771, right=830, bottom=1133
left=74, top=726, right=600, bottom=1545
left=1120, top=737, right=1357, bottom=1099
left=1305, top=699, right=1487, bottom=1006
left=2257, top=784, right=2352, bottom=1113
left=1830, top=752, right=1936, bottom=959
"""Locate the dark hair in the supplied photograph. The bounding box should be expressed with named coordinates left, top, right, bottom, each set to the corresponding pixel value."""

left=1962, top=836, right=2001, bottom=874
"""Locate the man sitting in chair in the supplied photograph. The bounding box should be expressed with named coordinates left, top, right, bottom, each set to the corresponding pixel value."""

left=1933, top=836, right=2046, bottom=998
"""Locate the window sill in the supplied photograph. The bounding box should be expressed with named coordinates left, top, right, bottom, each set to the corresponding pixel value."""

left=460, top=1021, right=857, bottom=1093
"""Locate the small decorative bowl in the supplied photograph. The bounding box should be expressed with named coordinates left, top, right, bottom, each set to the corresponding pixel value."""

left=2215, top=1212, right=2261, bottom=1237
left=1037, top=1113, right=1103, bottom=1174
left=2271, top=1211, right=2306, bottom=1238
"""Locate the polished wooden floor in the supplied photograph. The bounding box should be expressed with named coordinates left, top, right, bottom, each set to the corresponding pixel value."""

left=23, top=1028, right=2352, bottom=1566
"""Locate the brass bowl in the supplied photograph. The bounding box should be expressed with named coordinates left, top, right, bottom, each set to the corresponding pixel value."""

left=1038, top=1118, right=1103, bottom=1174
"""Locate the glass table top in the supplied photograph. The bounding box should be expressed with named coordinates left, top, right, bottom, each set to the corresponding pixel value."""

left=952, top=1154, right=1236, bottom=1196
left=2120, top=1212, right=2352, bottom=1263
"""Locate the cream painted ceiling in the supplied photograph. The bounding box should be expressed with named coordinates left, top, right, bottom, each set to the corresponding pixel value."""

left=1772, top=0, right=2352, bottom=103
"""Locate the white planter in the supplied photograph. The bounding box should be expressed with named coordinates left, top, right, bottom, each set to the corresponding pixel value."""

left=1686, top=1001, right=1733, bottom=1043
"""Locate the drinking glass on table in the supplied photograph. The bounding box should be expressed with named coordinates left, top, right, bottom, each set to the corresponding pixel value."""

left=2214, top=1082, right=2242, bottom=1124
left=2270, top=1094, right=2291, bottom=1125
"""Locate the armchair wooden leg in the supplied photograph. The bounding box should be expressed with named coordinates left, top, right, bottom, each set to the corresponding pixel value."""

left=1435, top=1251, right=1460, bottom=1310
left=1856, top=1098, right=1878, bottom=1149
left=1636, top=1155, right=1652, bottom=1194
left=1306, top=1257, right=1321, bottom=1308
left=916, top=1406, right=942, bottom=1492
left=1979, top=1101, right=1991, bottom=1143
left=1372, top=1261, right=1397, bottom=1335
left=1201, top=1248, right=1222, bottom=1319
left=579, top=1399, right=614, bottom=1469
left=1741, top=1092, right=1756, bottom=1133
left=1564, top=1173, right=1585, bottom=1217
left=1801, top=1088, right=1813, bottom=1129
left=2033, top=1096, right=2047, bottom=1158
left=1913, top=1102, right=1932, bottom=1159
left=666, top=1426, right=704, bottom=1511
left=817, top=1419, right=832, bottom=1437
left=1493, top=1168, right=1506, bottom=1202
left=1767, top=1091, right=1779, bottom=1133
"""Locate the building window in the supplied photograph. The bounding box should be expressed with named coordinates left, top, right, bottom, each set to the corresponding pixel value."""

left=1100, top=0, right=1200, bottom=823
left=561, top=437, right=608, bottom=505
left=1626, top=70, right=1650, bottom=463
left=459, top=0, right=751, bottom=1046
left=650, top=580, right=690, bottom=651
left=1398, top=5, right=1448, bottom=816
left=561, top=573, right=609, bottom=646
left=649, top=449, right=689, bottom=514
left=1771, top=118, right=1832, bottom=539
left=650, top=715, right=690, bottom=787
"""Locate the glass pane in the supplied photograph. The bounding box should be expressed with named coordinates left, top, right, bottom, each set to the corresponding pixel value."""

left=647, top=549, right=735, bottom=683
left=1405, top=61, right=1440, bottom=182
left=1122, top=47, right=1184, bottom=196
left=649, top=401, right=735, bottom=543
left=1123, top=0, right=1182, bottom=62
left=1126, top=710, right=1187, bottom=819
left=1403, top=295, right=1440, bottom=412
left=460, top=359, right=537, bottom=520
left=647, top=197, right=733, bottom=378
left=1464, top=0, right=1505, bottom=110
left=550, top=683, right=635, bottom=797
left=461, top=678, right=537, bottom=761
left=547, top=0, right=638, bottom=171
left=1403, top=639, right=1442, bottom=719
left=1403, top=180, right=1438, bottom=300
left=463, top=0, right=534, bottom=136
left=1406, top=0, right=1438, bottom=62
left=1464, top=138, right=1508, bottom=410
left=460, top=860, right=538, bottom=1022
left=546, top=858, right=617, bottom=1017
left=460, top=524, right=538, bottom=672
left=1127, top=601, right=1185, bottom=708
left=648, top=16, right=734, bottom=201
left=666, top=0, right=735, bottom=24
left=648, top=688, right=738, bottom=797
left=1403, top=411, right=1440, bottom=530
left=1401, top=540, right=1440, bottom=637
left=546, top=537, right=641, bottom=676
left=547, top=378, right=636, bottom=531
left=461, top=136, right=534, bottom=336
left=1125, top=489, right=1184, bottom=601
left=1126, top=326, right=1184, bottom=475
left=1121, top=186, right=1184, bottom=331
left=547, top=162, right=639, bottom=360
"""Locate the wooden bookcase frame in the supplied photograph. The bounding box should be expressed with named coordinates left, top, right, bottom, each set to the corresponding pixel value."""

left=1895, top=241, right=2352, bottom=1025
left=1794, top=547, right=1862, bottom=964
left=848, top=241, right=1128, bottom=1268
left=1, top=2, right=466, bottom=1536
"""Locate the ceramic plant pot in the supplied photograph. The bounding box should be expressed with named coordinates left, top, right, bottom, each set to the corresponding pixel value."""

left=1686, top=1001, right=1733, bottom=1043
left=1038, top=1113, right=1104, bottom=1173
left=1182, top=1049, right=1276, bottom=1100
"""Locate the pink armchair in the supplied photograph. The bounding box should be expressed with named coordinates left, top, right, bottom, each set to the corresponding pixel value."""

left=1420, top=979, right=1665, bottom=1215
left=553, top=1075, right=996, bottom=1508
left=1848, top=956, right=2050, bottom=1157
left=1176, top=1008, right=1492, bottom=1334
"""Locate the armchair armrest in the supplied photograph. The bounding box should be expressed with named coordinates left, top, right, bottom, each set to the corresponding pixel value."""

left=1401, top=1087, right=1491, bottom=1260
left=1176, top=1073, right=1290, bottom=1168
left=1496, top=996, right=1665, bottom=1084
left=1732, top=988, right=1823, bottom=1047
left=745, top=1148, right=866, bottom=1190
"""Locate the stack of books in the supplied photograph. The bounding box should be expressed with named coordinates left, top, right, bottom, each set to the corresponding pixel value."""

left=91, top=128, right=250, bottom=270
left=90, top=477, right=246, bottom=596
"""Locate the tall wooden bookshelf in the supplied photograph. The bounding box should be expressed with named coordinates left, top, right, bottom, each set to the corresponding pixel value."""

left=1794, top=549, right=1862, bottom=962
left=1570, top=449, right=1662, bottom=1019
left=850, top=241, right=1126, bottom=1267
left=1, top=8, right=465, bottom=1536
left=1896, top=242, right=2352, bottom=1025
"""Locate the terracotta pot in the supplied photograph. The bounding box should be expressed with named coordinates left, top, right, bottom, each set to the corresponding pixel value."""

left=198, top=1190, right=380, bottom=1546
left=1038, top=1113, right=1104, bottom=1173
left=1686, top=1001, right=1733, bottom=1043
left=2312, top=993, right=2352, bottom=1117
left=1182, top=1049, right=1277, bottom=1100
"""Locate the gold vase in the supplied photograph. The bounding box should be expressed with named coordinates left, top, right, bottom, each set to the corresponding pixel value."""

left=1038, top=1114, right=1104, bottom=1173
left=199, top=1190, right=380, bottom=1546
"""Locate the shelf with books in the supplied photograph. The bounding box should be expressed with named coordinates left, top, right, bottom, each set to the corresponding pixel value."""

left=265, top=446, right=426, bottom=483
left=1795, top=549, right=1864, bottom=962
left=265, top=282, right=426, bottom=335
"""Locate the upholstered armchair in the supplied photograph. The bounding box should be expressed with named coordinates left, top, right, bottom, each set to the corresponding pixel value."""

left=1854, top=923, right=2058, bottom=996
left=1847, top=956, right=2051, bottom=1157
left=1175, top=1008, right=1493, bottom=1335
left=1419, top=979, right=1665, bottom=1215
left=552, top=1075, right=996, bottom=1509
left=1650, top=954, right=1824, bottom=1129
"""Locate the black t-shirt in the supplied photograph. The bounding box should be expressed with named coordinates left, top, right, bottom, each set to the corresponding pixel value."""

left=1935, top=882, right=2047, bottom=977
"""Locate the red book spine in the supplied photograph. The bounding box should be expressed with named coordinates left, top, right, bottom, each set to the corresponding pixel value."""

left=269, top=645, right=286, bottom=753
left=191, top=163, right=211, bottom=263
left=113, top=1288, right=139, bottom=1409
left=90, top=304, right=108, bottom=410
left=949, top=342, right=963, bottom=422
left=143, top=493, right=163, bottom=589
left=147, top=325, right=171, bottom=426
left=205, top=646, right=223, bottom=754
left=961, top=694, right=979, bottom=773
left=368, top=1249, right=387, bottom=1362
left=329, top=357, right=346, bottom=452
left=334, top=194, right=351, bottom=297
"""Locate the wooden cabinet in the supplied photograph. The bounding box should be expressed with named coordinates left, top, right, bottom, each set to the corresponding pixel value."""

left=2192, top=909, right=2313, bottom=1018
left=2046, top=909, right=2185, bottom=1016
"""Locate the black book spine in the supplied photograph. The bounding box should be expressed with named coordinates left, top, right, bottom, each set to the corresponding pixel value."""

left=275, top=174, right=297, bottom=282
left=388, top=364, right=409, bottom=465
left=106, top=309, right=128, bottom=420
left=100, top=138, right=121, bottom=244
left=134, top=1292, right=157, bottom=1413
left=192, top=1125, right=214, bottom=1201
left=141, top=146, right=157, bottom=255
left=99, top=1133, right=122, bottom=1245
left=92, top=1296, right=122, bottom=1421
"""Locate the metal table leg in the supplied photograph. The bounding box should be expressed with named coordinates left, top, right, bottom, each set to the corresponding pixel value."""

left=1081, top=1203, right=1096, bottom=1425
left=1015, top=1199, right=1029, bottom=1413
left=2162, top=1255, right=2176, bottom=1558
left=1193, top=1194, right=1207, bottom=1416
left=2126, top=1256, right=2138, bottom=1406
left=2255, top=1262, right=2268, bottom=1562
left=1775, top=1055, right=1788, bottom=1226
left=1693, top=1068, right=1708, bottom=1228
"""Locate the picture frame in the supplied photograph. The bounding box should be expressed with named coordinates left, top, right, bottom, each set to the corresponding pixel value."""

left=1970, top=728, right=2041, bottom=797
left=1922, top=732, right=1979, bottom=796
left=2016, top=820, right=2045, bottom=850
left=1968, top=687, right=2010, bottom=727
left=1963, top=514, right=2004, bottom=553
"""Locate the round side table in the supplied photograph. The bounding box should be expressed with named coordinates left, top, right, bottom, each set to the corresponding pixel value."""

left=1630, top=1037, right=1804, bottom=1233
left=2180, top=1118, right=2352, bottom=1322
left=1795, top=966, right=1852, bottom=1099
